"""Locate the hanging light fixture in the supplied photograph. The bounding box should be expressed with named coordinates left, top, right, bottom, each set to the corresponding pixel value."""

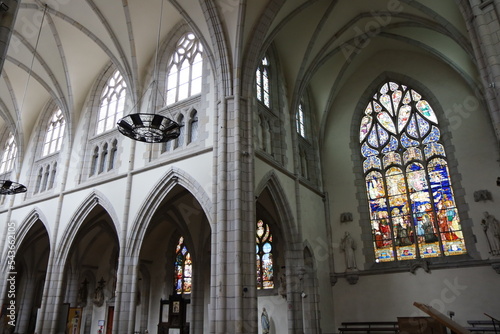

left=117, top=0, right=181, bottom=143
left=0, top=5, right=48, bottom=195
left=0, top=180, right=27, bottom=195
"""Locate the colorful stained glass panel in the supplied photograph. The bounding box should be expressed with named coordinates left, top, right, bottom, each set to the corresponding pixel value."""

left=363, top=156, right=382, bottom=172
left=382, top=136, right=399, bottom=153
left=380, top=94, right=394, bottom=115
left=403, top=147, right=423, bottom=164
left=407, top=115, right=419, bottom=138
left=377, top=124, right=389, bottom=146
left=383, top=152, right=402, bottom=168
left=416, top=114, right=430, bottom=137
left=392, top=90, right=402, bottom=109
left=398, top=105, right=411, bottom=132
left=368, top=128, right=379, bottom=147
left=423, top=126, right=440, bottom=144
left=424, top=143, right=445, bottom=159
left=377, top=112, right=396, bottom=134
left=416, top=100, right=438, bottom=123
left=366, top=172, right=385, bottom=199
left=256, top=220, right=274, bottom=289
left=360, top=116, right=372, bottom=142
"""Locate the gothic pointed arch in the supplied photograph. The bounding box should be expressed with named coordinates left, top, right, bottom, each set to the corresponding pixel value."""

left=11, top=215, right=50, bottom=333
left=256, top=170, right=297, bottom=246
left=127, top=167, right=213, bottom=257
left=55, top=191, right=120, bottom=265
left=1, top=208, right=50, bottom=272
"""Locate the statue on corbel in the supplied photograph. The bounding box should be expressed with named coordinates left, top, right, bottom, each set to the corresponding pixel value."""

left=93, top=277, right=106, bottom=307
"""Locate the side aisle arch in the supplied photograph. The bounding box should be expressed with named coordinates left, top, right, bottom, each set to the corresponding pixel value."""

left=127, top=167, right=213, bottom=257
left=55, top=190, right=120, bottom=266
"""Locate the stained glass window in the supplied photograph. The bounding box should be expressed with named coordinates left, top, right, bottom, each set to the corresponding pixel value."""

left=174, top=236, right=192, bottom=294
left=97, top=70, right=127, bottom=134
left=165, top=33, right=203, bottom=105
left=0, top=133, right=17, bottom=174
left=43, top=109, right=65, bottom=156
left=256, top=56, right=270, bottom=108
left=256, top=220, right=274, bottom=289
left=360, top=81, right=466, bottom=263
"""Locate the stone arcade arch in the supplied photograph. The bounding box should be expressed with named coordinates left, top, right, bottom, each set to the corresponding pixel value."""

left=255, top=171, right=311, bottom=333
left=4, top=214, right=50, bottom=334
left=126, top=169, right=212, bottom=333
left=58, top=205, right=119, bottom=334
left=32, top=191, right=122, bottom=334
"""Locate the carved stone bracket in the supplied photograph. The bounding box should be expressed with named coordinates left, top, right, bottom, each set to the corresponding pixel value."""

left=346, top=273, right=359, bottom=285
left=491, top=261, right=500, bottom=274
left=330, top=274, right=338, bottom=286
left=473, top=190, right=492, bottom=202
left=410, top=260, right=430, bottom=274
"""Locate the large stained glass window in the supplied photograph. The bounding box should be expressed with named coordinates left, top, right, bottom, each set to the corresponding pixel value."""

left=256, top=56, right=270, bottom=108
left=173, top=236, right=192, bottom=294
left=256, top=220, right=274, bottom=289
left=360, top=81, right=466, bottom=263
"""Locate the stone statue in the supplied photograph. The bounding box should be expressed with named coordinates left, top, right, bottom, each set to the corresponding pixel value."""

left=482, top=211, right=500, bottom=255
left=93, top=277, right=106, bottom=307
left=340, top=231, right=357, bottom=270
left=261, top=307, right=270, bottom=334
left=77, top=278, right=88, bottom=307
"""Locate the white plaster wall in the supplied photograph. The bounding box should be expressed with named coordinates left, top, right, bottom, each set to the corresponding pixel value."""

left=258, top=295, right=288, bottom=334
left=332, top=266, right=500, bottom=329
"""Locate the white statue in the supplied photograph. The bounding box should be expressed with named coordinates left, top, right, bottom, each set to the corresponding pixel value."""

left=261, top=307, right=270, bottom=334
left=340, top=231, right=357, bottom=270
left=482, top=211, right=500, bottom=255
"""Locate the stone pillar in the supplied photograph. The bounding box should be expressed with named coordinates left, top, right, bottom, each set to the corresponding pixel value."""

left=36, top=261, right=66, bottom=334
left=113, top=254, right=138, bottom=334
left=210, top=96, right=257, bottom=333
left=286, top=260, right=305, bottom=333
left=463, top=0, right=500, bottom=138
left=16, top=275, right=36, bottom=333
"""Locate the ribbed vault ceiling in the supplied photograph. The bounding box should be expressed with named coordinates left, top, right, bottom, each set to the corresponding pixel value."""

left=0, top=0, right=475, bottom=155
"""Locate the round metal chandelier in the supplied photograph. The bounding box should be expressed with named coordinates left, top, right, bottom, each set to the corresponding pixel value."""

left=117, top=0, right=181, bottom=143
left=117, top=113, right=181, bottom=143
left=0, top=180, right=27, bottom=195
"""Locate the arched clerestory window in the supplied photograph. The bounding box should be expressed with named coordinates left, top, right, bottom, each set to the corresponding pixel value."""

left=97, top=70, right=127, bottom=135
left=256, top=56, right=271, bottom=109
left=42, top=109, right=65, bottom=156
left=256, top=219, right=274, bottom=289
left=165, top=32, right=203, bottom=106
left=173, top=236, right=192, bottom=295
left=0, top=132, right=17, bottom=174
left=296, top=102, right=306, bottom=138
left=359, top=81, right=466, bottom=263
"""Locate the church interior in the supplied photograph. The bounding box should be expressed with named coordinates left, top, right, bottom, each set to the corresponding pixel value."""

left=0, top=0, right=499, bottom=333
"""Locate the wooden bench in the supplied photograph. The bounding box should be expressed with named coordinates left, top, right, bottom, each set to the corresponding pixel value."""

left=338, top=321, right=399, bottom=333
left=466, top=319, right=500, bottom=333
